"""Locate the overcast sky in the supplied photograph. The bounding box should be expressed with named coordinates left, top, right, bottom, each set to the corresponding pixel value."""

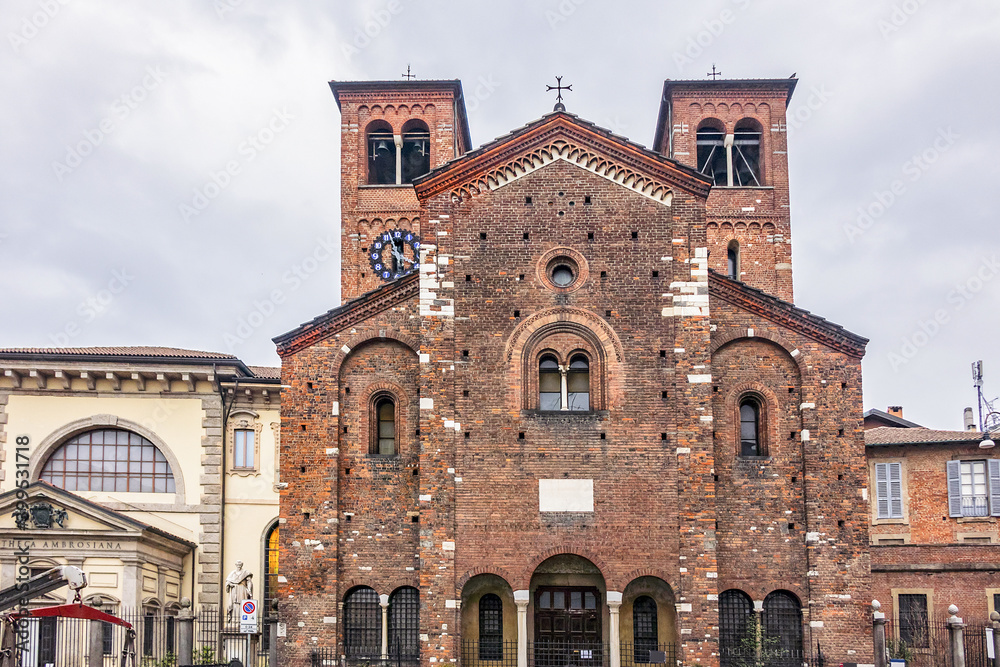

left=2, top=0, right=998, bottom=431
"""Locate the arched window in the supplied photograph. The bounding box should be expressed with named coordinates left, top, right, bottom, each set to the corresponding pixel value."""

left=539, top=356, right=561, bottom=411
left=718, top=589, right=754, bottom=667
left=733, top=119, right=762, bottom=187
left=344, top=587, right=380, bottom=659
left=762, top=591, right=803, bottom=667
left=388, top=587, right=419, bottom=662
left=739, top=398, right=762, bottom=457
left=567, top=355, right=590, bottom=411
left=373, top=396, right=397, bottom=456
left=632, top=596, right=658, bottom=663
left=40, top=429, right=175, bottom=493
left=401, top=120, right=431, bottom=184
left=263, top=523, right=279, bottom=619
left=478, top=593, right=503, bottom=661
left=727, top=241, right=739, bottom=280
left=696, top=122, right=727, bottom=186
left=367, top=121, right=396, bottom=185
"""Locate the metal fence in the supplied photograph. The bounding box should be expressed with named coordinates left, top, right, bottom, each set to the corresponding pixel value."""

left=9, top=606, right=269, bottom=667
left=461, top=640, right=519, bottom=667
left=528, top=641, right=609, bottom=667
left=620, top=642, right=677, bottom=667
left=884, top=617, right=992, bottom=667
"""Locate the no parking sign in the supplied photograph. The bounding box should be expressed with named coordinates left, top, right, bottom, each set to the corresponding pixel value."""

left=240, top=599, right=259, bottom=634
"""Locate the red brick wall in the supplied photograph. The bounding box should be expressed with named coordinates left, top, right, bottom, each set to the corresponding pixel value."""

left=663, top=85, right=794, bottom=302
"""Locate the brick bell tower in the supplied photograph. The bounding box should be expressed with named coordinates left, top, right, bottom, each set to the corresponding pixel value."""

left=329, top=80, right=473, bottom=301
left=653, top=78, right=797, bottom=302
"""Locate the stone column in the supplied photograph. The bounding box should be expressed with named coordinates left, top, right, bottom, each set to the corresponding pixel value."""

left=872, top=600, right=886, bottom=667
left=947, top=605, right=965, bottom=667
left=380, top=593, right=390, bottom=659
left=608, top=592, right=622, bottom=667
left=753, top=600, right=764, bottom=663
left=515, top=590, right=530, bottom=667
left=990, top=611, right=1000, bottom=667
left=88, top=598, right=105, bottom=667
left=724, top=134, right=735, bottom=187
left=177, top=598, right=194, bottom=666
left=394, top=135, right=403, bottom=185
left=559, top=366, right=568, bottom=411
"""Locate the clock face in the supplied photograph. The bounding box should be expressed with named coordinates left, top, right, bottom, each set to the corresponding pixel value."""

left=369, top=228, right=421, bottom=281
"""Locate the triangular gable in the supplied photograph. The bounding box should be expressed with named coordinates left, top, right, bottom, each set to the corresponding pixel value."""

left=413, top=112, right=713, bottom=205
left=0, top=482, right=194, bottom=546
left=273, top=272, right=419, bottom=357
left=709, top=271, right=868, bottom=358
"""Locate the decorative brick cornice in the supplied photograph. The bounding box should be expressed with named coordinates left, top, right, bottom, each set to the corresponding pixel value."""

left=274, top=273, right=419, bottom=358
left=709, top=271, right=868, bottom=358
left=414, top=113, right=712, bottom=202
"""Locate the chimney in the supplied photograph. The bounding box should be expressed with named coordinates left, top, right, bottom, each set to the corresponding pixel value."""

left=888, top=406, right=903, bottom=418
left=964, top=407, right=977, bottom=431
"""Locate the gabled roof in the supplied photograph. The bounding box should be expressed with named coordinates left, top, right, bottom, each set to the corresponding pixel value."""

left=273, top=272, right=419, bottom=357
left=709, top=270, right=868, bottom=358
left=413, top=110, right=713, bottom=201
left=0, top=481, right=196, bottom=548
left=864, top=408, right=923, bottom=429
left=866, top=426, right=986, bottom=447
left=652, top=77, right=798, bottom=153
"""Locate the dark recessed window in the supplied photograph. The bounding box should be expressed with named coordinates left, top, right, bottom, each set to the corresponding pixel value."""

left=551, top=264, right=575, bottom=287
left=739, top=399, right=761, bottom=456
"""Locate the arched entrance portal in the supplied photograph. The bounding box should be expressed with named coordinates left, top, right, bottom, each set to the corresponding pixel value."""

left=529, top=554, right=607, bottom=666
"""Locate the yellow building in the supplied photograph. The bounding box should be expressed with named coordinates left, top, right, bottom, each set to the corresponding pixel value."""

left=0, top=347, right=281, bottom=623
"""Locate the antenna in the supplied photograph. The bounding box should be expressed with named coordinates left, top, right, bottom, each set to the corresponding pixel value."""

left=972, top=360, right=1000, bottom=445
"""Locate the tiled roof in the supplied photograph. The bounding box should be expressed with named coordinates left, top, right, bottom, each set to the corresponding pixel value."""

left=865, top=426, right=986, bottom=446
left=248, top=365, right=281, bottom=380
left=0, top=346, right=237, bottom=359
left=863, top=408, right=923, bottom=428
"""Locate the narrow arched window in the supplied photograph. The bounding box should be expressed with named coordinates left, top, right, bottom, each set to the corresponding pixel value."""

left=344, top=587, right=380, bottom=659
left=374, top=397, right=396, bottom=456
left=763, top=591, right=803, bottom=667
left=40, top=429, right=175, bottom=493
left=567, top=355, right=590, bottom=411
left=727, top=242, right=739, bottom=280
left=739, top=399, right=761, bottom=457
left=733, top=120, right=762, bottom=186
left=478, top=593, right=503, bottom=661
left=263, top=523, right=279, bottom=618
left=633, top=596, right=658, bottom=663
left=401, top=120, right=431, bottom=184
left=718, top=590, right=754, bottom=667
left=696, top=123, right=727, bottom=186
left=367, top=122, right=396, bottom=185
left=539, top=356, right=561, bottom=411
left=389, top=587, right=419, bottom=662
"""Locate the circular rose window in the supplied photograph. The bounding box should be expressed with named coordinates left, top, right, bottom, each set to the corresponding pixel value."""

left=537, top=247, right=588, bottom=293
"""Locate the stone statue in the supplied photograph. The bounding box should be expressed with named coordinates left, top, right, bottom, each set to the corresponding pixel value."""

left=224, top=560, right=253, bottom=623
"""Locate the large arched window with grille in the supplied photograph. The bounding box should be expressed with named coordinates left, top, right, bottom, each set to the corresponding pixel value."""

left=719, top=589, right=754, bottom=667
left=632, top=596, right=658, bottom=663
left=762, top=591, right=802, bottom=667
left=40, top=429, right=175, bottom=493
left=389, top=587, right=419, bottom=663
left=344, top=587, right=381, bottom=659
left=478, top=593, right=503, bottom=661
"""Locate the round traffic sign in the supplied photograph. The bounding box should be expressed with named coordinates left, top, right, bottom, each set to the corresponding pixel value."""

left=242, top=601, right=256, bottom=614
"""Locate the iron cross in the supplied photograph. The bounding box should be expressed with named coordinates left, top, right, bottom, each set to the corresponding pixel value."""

left=402, top=65, right=415, bottom=80
left=707, top=64, right=722, bottom=80
left=547, top=76, right=572, bottom=110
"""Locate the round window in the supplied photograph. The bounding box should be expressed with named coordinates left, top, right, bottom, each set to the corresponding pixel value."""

left=551, top=264, right=575, bottom=286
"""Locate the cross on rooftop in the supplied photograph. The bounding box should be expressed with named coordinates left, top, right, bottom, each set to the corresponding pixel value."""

left=402, top=65, right=415, bottom=80
left=707, top=64, right=722, bottom=80
left=546, top=76, right=572, bottom=112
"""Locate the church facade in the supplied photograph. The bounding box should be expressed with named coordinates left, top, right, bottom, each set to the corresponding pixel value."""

left=274, top=77, right=873, bottom=666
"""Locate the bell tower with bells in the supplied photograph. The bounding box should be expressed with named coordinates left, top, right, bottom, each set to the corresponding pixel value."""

left=329, top=74, right=472, bottom=301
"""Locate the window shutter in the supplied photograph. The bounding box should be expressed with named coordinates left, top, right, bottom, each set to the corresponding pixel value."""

left=875, top=463, right=890, bottom=519
left=889, top=462, right=903, bottom=518
left=947, top=460, right=963, bottom=517
left=989, top=459, right=1000, bottom=517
